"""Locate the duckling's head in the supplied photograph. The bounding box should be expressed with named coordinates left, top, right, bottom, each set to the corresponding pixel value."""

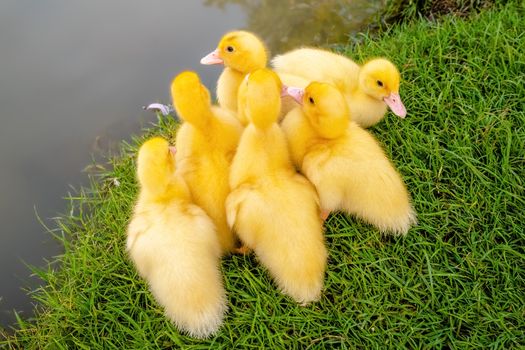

left=240, top=68, right=281, bottom=129
left=137, top=137, right=176, bottom=186
left=171, top=71, right=212, bottom=127
left=359, top=58, right=407, bottom=118
left=201, top=31, right=268, bottom=74
left=286, top=82, right=349, bottom=139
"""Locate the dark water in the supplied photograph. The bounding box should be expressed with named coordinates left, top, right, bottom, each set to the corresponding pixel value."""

left=0, top=0, right=383, bottom=328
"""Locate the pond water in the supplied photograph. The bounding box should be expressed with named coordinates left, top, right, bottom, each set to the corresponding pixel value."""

left=0, top=0, right=383, bottom=328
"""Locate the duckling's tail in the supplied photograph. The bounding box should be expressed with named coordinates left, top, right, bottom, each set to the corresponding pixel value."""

left=171, top=71, right=212, bottom=130
left=136, top=137, right=174, bottom=198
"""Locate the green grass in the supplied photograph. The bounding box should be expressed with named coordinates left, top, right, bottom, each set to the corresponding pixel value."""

left=2, top=2, right=524, bottom=348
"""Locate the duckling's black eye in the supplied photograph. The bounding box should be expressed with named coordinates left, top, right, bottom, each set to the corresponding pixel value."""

left=377, top=80, right=383, bottom=87
left=309, top=97, right=315, bottom=104
left=226, top=46, right=234, bottom=52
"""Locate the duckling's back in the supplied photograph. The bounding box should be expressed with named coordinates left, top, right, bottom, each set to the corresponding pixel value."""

left=272, top=48, right=360, bottom=93
left=128, top=196, right=227, bottom=338
left=227, top=68, right=327, bottom=304
left=172, top=71, right=243, bottom=253
left=175, top=107, right=242, bottom=253
left=228, top=123, right=327, bottom=304
left=303, top=122, right=416, bottom=235
left=126, top=138, right=226, bottom=338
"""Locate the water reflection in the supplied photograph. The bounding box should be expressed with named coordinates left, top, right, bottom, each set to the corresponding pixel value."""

left=204, top=0, right=385, bottom=53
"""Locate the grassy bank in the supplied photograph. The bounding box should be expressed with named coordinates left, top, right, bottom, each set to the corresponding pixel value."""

left=379, top=0, right=503, bottom=25
left=2, top=1, right=524, bottom=348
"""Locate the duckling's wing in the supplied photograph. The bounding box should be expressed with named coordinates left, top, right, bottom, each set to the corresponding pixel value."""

left=225, top=184, right=256, bottom=229
left=126, top=212, right=151, bottom=252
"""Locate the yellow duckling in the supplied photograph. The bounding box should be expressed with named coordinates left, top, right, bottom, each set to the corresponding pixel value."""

left=282, top=82, right=416, bottom=235
left=126, top=137, right=226, bottom=338
left=201, top=30, right=268, bottom=122
left=272, top=47, right=407, bottom=128
left=226, top=69, right=327, bottom=304
left=171, top=71, right=243, bottom=254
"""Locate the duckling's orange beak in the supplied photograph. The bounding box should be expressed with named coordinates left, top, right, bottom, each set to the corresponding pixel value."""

left=200, top=49, right=223, bottom=65
left=286, top=86, right=304, bottom=105
left=383, top=93, right=407, bottom=118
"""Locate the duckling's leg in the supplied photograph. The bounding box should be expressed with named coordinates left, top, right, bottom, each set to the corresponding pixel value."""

left=233, top=245, right=252, bottom=255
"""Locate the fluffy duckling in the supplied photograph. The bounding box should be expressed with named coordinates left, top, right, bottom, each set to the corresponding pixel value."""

left=226, top=69, right=327, bottom=304
left=282, top=83, right=416, bottom=235
left=126, top=137, right=226, bottom=338
left=272, top=47, right=407, bottom=128
left=201, top=30, right=268, bottom=121
left=171, top=71, right=243, bottom=254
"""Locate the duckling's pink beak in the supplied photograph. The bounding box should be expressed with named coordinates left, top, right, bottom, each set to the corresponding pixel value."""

left=200, top=49, right=223, bottom=65
left=383, top=93, right=407, bottom=118
left=169, top=146, right=177, bottom=156
left=286, top=86, right=305, bottom=105
left=281, top=84, right=289, bottom=97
